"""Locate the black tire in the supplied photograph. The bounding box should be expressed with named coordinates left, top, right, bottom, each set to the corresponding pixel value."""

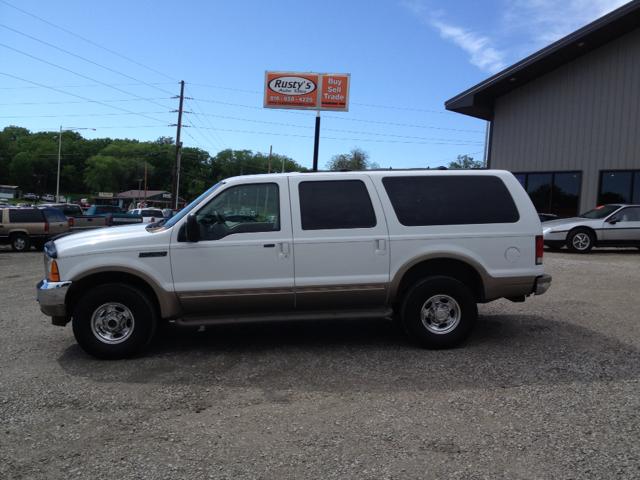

left=11, top=234, right=31, bottom=252
left=566, top=228, right=594, bottom=253
left=401, top=276, right=477, bottom=349
left=72, top=284, right=157, bottom=360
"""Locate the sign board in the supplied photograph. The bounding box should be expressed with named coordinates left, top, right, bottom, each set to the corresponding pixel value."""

left=97, top=192, right=114, bottom=198
left=264, top=71, right=350, bottom=111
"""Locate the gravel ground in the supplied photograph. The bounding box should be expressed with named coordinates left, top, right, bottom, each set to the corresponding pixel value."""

left=1, top=246, right=639, bottom=479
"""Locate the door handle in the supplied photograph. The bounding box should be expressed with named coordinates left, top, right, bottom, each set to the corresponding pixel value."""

left=375, top=239, right=386, bottom=255
left=278, top=242, right=290, bottom=259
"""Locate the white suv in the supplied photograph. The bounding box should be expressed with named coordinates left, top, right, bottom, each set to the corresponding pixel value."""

left=37, top=169, right=551, bottom=359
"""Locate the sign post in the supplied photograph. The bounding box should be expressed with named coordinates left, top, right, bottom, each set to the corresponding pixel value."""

left=264, top=71, right=350, bottom=171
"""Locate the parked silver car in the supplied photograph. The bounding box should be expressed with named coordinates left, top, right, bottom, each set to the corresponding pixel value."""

left=543, top=204, right=640, bottom=253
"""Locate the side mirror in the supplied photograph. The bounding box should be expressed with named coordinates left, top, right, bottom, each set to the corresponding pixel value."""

left=186, top=213, right=199, bottom=242
left=607, top=215, right=619, bottom=224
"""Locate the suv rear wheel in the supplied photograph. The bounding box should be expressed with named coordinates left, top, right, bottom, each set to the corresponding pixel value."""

left=401, top=276, right=477, bottom=349
left=11, top=234, right=31, bottom=252
left=72, top=284, right=157, bottom=359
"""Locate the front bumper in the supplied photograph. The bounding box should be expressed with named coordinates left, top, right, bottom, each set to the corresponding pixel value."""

left=36, top=279, right=72, bottom=317
left=533, top=274, right=552, bottom=295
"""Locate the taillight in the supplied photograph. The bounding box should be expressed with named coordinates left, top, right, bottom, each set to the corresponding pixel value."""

left=68, top=218, right=74, bottom=227
left=151, top=217, right=155, bottom=222
left=104, top=217, right=108, bottom=226
left=536, top=235, right=544, bottom=265
left=109, top=213, right=113, bottom=223
left=45, top=222, right=49, bottom=233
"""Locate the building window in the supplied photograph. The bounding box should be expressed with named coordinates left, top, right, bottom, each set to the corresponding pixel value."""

left=514, top=172, right=581, bottom=217
left=599, top=171, right=640, bottom=205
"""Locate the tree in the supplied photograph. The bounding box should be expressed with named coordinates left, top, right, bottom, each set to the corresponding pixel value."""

left=448, top=155, right=483, bottom=169
left=326, top=147, right=379, bottom=170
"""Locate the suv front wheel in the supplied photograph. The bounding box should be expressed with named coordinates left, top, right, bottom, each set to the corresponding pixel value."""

left=72, top=284, right=157, bottom=359
left=401, top=276, right=477, bottom=349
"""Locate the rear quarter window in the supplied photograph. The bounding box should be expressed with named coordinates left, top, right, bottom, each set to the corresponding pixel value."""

left=43, top=209, right=68, bottom=222
left=9, top=209, right=44, bottom=223
left=382, top=175, right=520, bottom=226
left=61, top=205, right=82, bottom=215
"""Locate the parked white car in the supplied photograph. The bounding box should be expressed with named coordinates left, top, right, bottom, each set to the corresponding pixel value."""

left=129, top=208, right=165, bottom=223
left=543, top=204, right=640, bottom=253
left=37, top=169, right=551, bottom=359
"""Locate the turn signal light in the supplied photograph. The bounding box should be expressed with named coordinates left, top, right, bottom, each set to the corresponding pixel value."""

left=50, top=260, right=60, bottom=282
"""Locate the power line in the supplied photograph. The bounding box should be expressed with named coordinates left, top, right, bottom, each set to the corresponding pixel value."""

left=186, top=82, right=456, bottom=115
left=183, top=111, right=484, bottom=136
left=174, top=127, right=483, bottom=146
left=189, top=98, right=483, bottom=133
left=0, top=112, right=170, bottom=118
left=0, top=24, right=177, bottom=97
left=185, top=85, right=227, bottom=149
left=0, top=72, right=169, bottom=125
left=0, top=0, right=178, bottom=82
left=182, top=115, right=222, bottom=153
left=0, top=83, right=175, bottom=90
left=0, top=98, right=171, bottom=106
left=0, top=44, right=174, bottom=111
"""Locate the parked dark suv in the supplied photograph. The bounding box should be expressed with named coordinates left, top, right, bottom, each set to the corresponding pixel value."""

left=0, top=207, right=70, bottom=252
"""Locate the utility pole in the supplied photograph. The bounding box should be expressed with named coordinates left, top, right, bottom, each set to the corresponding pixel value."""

left=172, top=81, right=185, bottom=209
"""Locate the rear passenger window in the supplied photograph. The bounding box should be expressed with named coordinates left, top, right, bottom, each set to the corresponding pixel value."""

left=9, top=209, right=43, bottom=223
left=382, top=176, right=520, bottom=226
left=299, top=180, right=376, bottom=230
left=43, top=209, right=67, bottom=222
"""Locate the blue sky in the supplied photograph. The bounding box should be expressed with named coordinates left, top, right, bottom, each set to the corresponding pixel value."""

left=0, top=0, right=631, bottom=170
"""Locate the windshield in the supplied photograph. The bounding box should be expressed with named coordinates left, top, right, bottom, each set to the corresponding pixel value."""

left=163, top=182, right=224, bottom=228
left=579, top=204, right=621, bottom=219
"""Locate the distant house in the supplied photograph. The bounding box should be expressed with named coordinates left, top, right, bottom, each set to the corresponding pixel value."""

left=0, top=185, right=22, bottom=200
left=92, top=190, right=186, bottom=210
left=445, top=0, right=640, bottom=215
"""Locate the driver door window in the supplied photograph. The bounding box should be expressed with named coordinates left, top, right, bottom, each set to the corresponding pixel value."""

left=196, top=183, right=279, bottom=240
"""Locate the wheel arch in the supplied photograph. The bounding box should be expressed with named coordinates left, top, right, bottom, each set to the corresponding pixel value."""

left=65, top=268, right=181, bottom=320
left=390, top=256, right=486, bottom=306
left=567, top=226, right=598, bottom=246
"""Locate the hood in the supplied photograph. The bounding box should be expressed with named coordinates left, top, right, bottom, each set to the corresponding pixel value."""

left=542, top=216, right=602, bottom=232
left=52, top=223, right=172, bottom=258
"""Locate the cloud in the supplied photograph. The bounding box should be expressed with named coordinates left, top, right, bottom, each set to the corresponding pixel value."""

left=505, top=0, right=632, bottom=46
left=403, top=0, right=632, bottom=74
left=430, top=20, right=507, bottom=73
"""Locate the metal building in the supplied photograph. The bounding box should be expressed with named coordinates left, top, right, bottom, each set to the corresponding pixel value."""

left=445, top=0, right=640, bottom=216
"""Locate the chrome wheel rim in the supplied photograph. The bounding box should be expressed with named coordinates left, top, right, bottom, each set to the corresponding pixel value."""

left=572, top=233, right=591, bottom=250
left=91, top=302, right=135, bottom=344
left=13, top=238, right=26, bottom=250
left=420, top=294, right=461, bottom=335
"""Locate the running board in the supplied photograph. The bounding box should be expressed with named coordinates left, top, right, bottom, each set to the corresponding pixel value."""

left=174, top=308, right=394, bottom=327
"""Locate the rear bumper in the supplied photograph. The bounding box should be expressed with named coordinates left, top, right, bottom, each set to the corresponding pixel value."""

left=533, top=274, right=552, bottom=295
left=36, top=279, right=72, bottom=316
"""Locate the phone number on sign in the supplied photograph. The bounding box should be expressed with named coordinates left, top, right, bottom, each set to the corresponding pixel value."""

left=269, top=96, right=314, bottom=102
